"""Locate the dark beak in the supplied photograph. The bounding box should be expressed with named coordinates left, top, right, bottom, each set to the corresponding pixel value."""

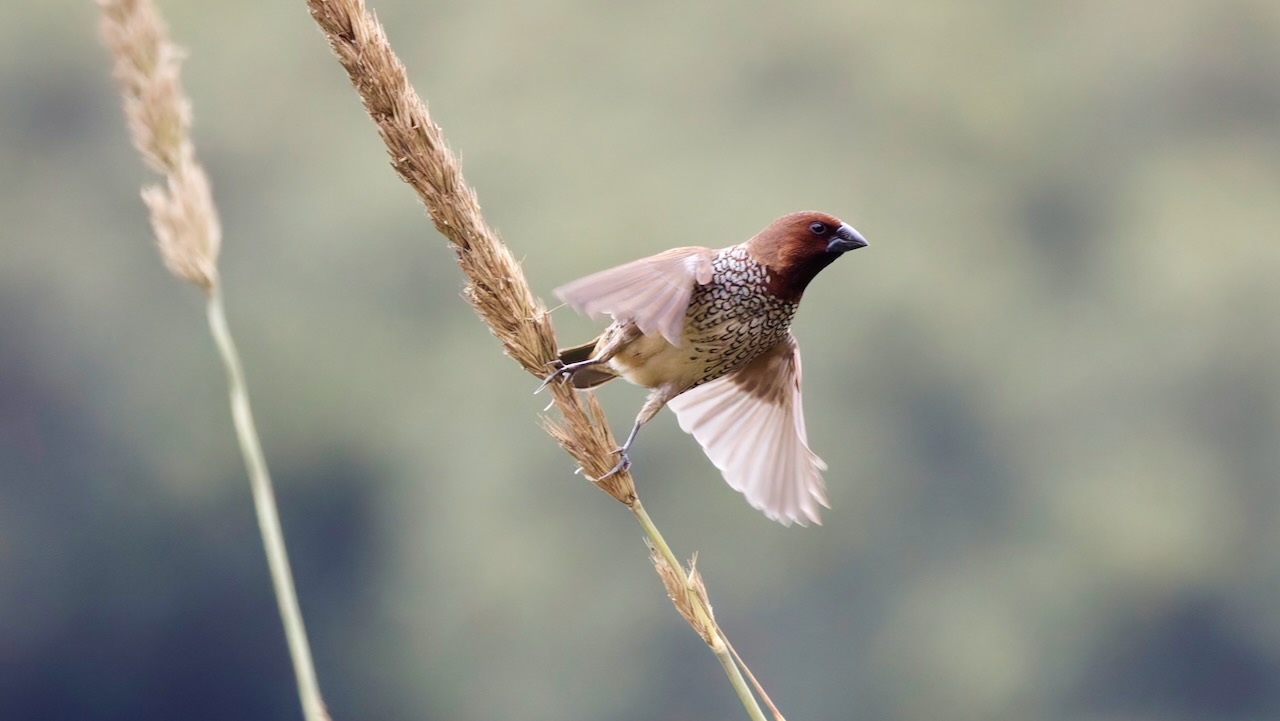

left=827, top=223, right=868, bottom=253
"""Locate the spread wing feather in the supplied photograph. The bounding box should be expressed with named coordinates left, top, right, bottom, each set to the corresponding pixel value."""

left=554, top=247, right=715, bottom=347
left=667, top=334, right=829, bottom=526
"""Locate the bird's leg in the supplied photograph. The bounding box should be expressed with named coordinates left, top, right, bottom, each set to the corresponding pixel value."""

left=536, top=324, right=640, bottom=393
left=598, top=384, right=682, bottom=479
left=535, top=357, right=604, bottom=394
left=601, top=416, right=644, bottom=477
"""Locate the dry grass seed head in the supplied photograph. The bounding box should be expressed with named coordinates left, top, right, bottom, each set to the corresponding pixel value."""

left=100, top=0, right=221, bottom=291
left=648, top=545, right=715, bottom=645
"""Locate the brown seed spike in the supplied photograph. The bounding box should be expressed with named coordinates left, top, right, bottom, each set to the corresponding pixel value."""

left=100, top=0, right=222, bottom=293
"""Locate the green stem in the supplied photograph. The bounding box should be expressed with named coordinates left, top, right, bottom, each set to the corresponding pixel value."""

left=206, top=289, right=328, bottom=721
left=631, top=499, right=767, bottom=721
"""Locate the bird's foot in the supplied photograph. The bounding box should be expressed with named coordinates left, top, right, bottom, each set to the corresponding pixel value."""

left=534, top=360, right=569, bottom=394
left=592, top=447, right=631, bottom=481
left=534, top=358, right=601, bottom=394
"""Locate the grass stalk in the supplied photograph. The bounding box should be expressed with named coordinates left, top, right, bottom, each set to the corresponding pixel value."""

left=633, top=500, right=773, bottom=721
left=99, top=2, right=328, bottom=719
left=304, top=0, right=784, bottom=718
left=207, top=290, right=328, bottom=721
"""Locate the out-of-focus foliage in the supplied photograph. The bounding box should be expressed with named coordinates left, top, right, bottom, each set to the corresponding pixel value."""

left=2, top=1, right=1279, bottom=720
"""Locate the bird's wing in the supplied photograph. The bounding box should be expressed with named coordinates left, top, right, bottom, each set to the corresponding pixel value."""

left=554, top=247, right=716, bottom=347
left=667, top=334, right=829, bottom=526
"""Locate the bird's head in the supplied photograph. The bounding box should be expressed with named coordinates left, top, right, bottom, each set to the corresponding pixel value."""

left=745, top=211, right=868, bottom=301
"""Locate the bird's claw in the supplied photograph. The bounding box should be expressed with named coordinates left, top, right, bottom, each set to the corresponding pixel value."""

left=534, top=360, right=569, bottom=394
left=595, top=447, right=631, bottom=480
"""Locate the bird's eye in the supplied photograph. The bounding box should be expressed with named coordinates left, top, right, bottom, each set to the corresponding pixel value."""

left=809, top=222, right=828, bottom=236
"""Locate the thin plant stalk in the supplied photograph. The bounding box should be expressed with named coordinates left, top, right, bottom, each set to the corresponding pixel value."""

left=632, top=500, right=772, bottom=721
left=207, top=290, right=328, bottom=721
left=304, top=0, right=784, bottom=718
left=98, top=2, right=329, bottom=720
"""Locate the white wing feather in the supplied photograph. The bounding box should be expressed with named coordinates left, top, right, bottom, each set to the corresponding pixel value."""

left=554, top=247, right=715, bottom=347
left=667, top=335, right=829, bottom=526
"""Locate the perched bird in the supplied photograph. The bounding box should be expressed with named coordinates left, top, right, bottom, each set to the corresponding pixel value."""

left=542, top=211, right=867, bottom=525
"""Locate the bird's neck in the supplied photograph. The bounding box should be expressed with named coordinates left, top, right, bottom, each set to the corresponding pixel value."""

left=742, top=242, right=836, bottom=302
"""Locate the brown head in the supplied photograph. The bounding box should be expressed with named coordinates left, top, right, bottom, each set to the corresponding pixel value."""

left=744, top=211, right=868, bottom=301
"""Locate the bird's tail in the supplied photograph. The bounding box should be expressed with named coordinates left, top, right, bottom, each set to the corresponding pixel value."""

left=557, top=337, right=618, bottom=389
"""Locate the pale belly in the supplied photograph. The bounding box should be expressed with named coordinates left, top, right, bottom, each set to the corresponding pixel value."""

left=607, top=333, right=705, bottom=389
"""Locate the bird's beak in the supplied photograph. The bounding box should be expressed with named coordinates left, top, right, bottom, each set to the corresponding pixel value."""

left=827, top=223, right=868, bottom=254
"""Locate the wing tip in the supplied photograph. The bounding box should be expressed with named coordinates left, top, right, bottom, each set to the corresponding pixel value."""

left=764, top=505, right=825, bottom=528
left=751, top=482, right=829, bottom=527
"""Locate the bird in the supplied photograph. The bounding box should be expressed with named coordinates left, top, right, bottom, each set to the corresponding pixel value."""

left=540, top=211, right=867, bottom=525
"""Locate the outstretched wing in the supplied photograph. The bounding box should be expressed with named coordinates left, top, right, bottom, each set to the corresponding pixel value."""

left=667, top=334, right=829, bottom=526
left=554, top=247, right=716, bottom=347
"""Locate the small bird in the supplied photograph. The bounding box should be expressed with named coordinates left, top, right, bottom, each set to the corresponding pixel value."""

left=542, top=211, right=867, bottom=525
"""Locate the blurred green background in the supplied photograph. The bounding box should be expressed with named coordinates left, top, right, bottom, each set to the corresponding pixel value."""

left=3, top=1, right=1280, bottom=719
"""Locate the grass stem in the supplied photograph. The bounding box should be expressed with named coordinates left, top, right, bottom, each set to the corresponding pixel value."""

left=631, top=500, right=768, bottom=721
left=207, top=290, right=329, bottom=721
